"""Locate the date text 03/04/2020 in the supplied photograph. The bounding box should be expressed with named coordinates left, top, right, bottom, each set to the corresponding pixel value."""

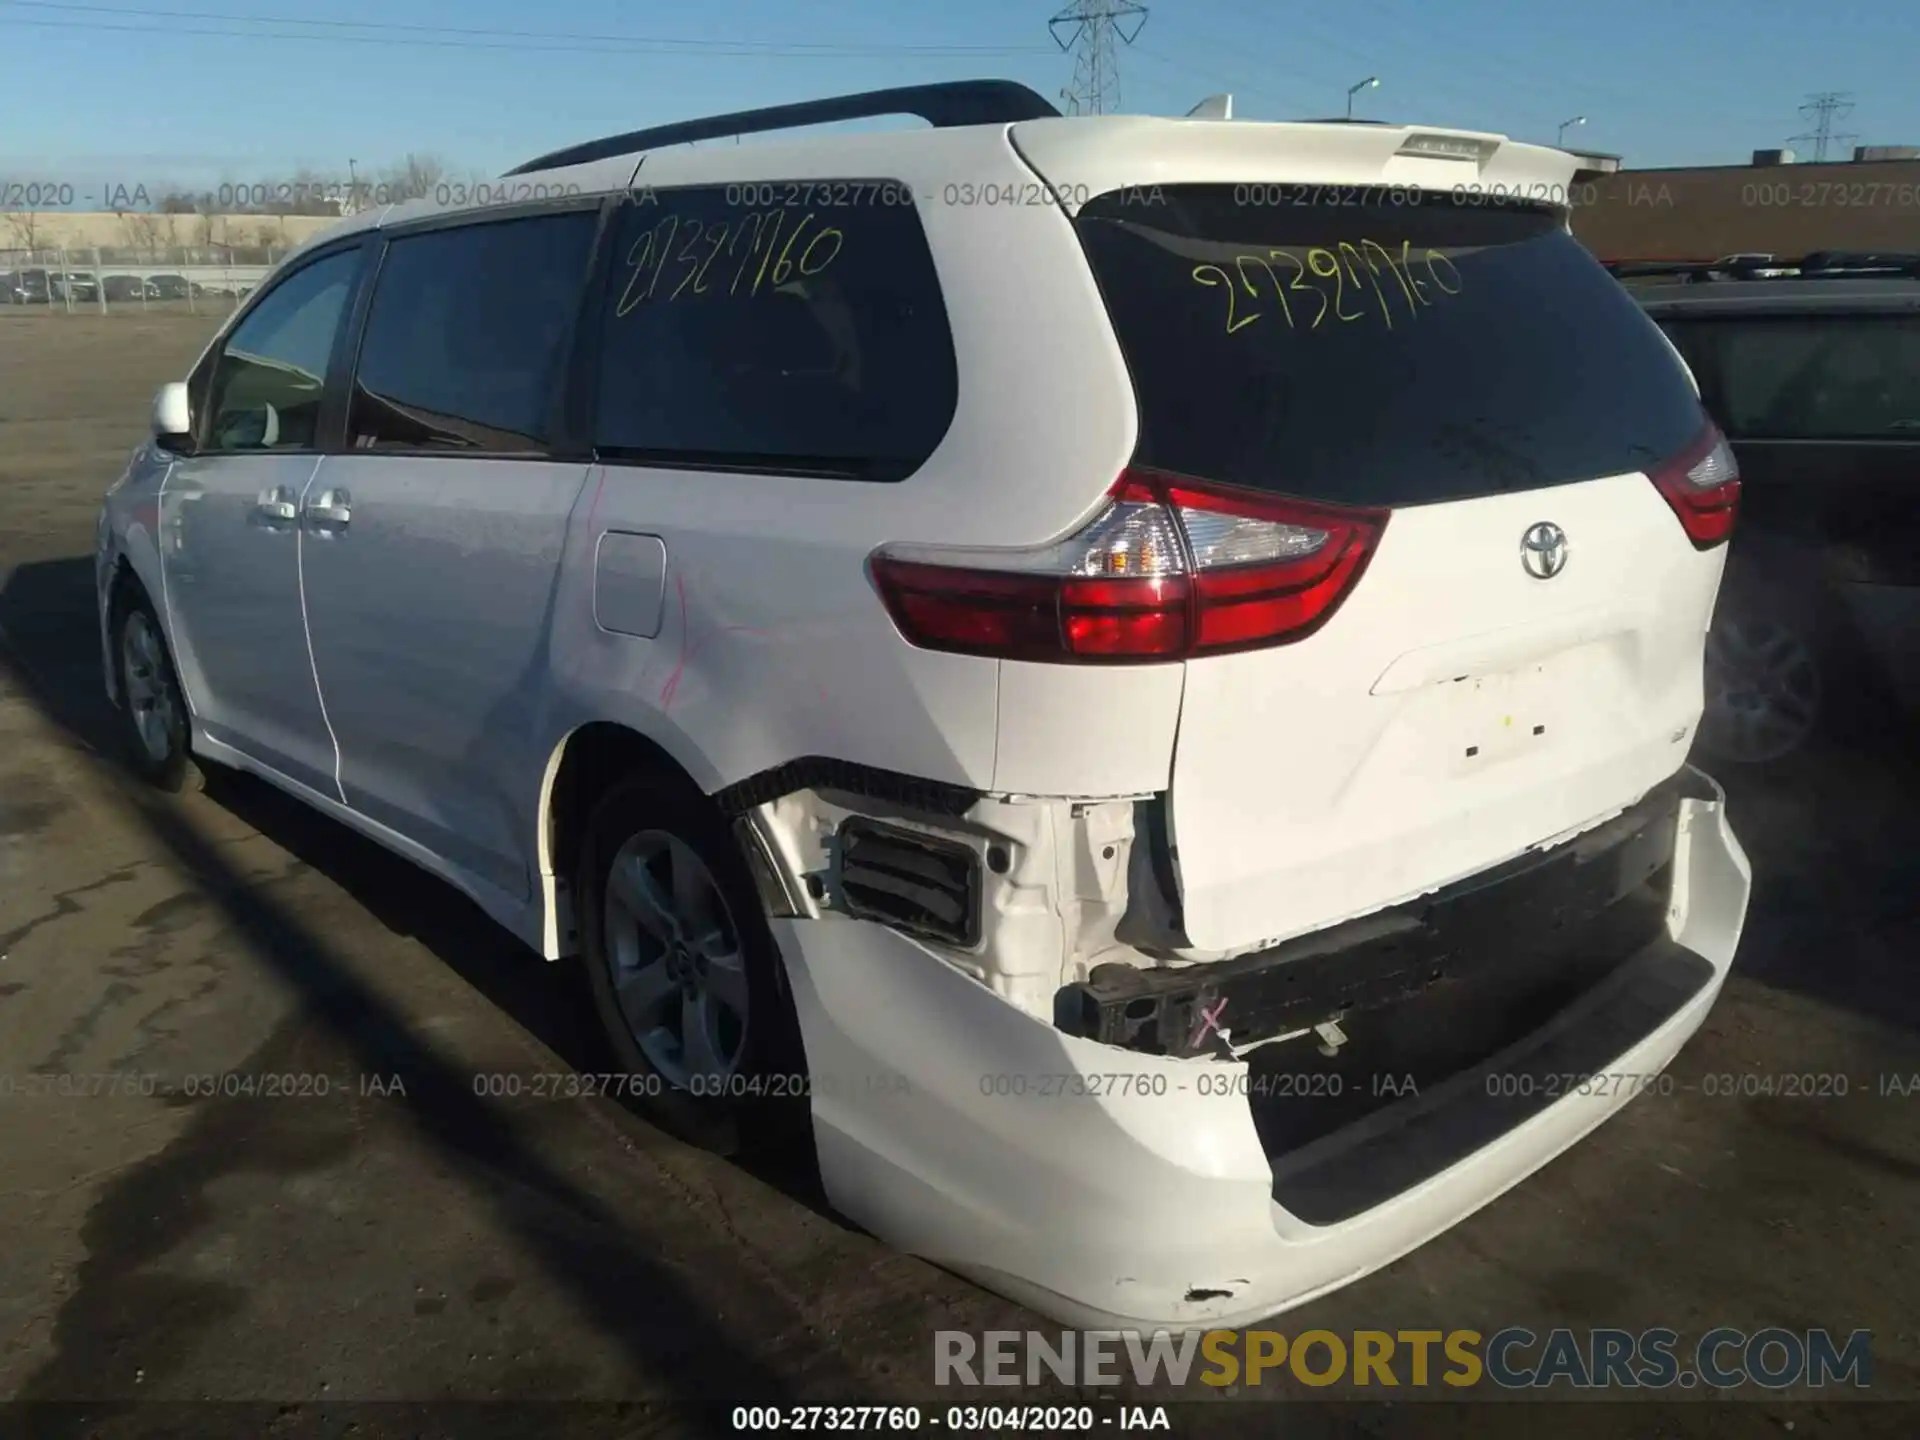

left=976, top=1070, right=1415, bottom=1099
left=468, top=1070, right=913, bottom=1100
left=729, top=1405, right=1170, bottom=1432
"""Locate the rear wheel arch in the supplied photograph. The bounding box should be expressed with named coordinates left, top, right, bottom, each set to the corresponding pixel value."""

left=541, top=724, right=814, bottom=1160
left=542, top=723, right=704, bottom=894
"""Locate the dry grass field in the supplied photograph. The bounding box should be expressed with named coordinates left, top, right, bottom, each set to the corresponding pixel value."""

left=0, top=310, right=220, bottom=544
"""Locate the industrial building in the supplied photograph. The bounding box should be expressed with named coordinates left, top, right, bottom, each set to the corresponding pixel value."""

left=1569, top=145, right=1920, bottom=263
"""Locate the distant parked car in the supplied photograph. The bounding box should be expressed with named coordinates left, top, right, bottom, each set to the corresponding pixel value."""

left=50, top=272, right=101, bottom=302
left=1623, top=252, right=1920, bottom=761
left=101, top=275, right=156, bottom=302
left=146, top=274, right=191, bottom=300
left=4, top=268, right=53, bottom=304
left=1712, top=253, right=1795, bottom=278
left=48, top=272, right=101, bottom=305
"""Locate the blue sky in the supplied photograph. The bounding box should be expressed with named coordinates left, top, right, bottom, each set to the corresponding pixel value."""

left=0, top=0, right=1911, bottom=198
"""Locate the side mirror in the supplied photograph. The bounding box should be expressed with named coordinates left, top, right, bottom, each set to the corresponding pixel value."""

left=151, top=382, right=193, bottom=451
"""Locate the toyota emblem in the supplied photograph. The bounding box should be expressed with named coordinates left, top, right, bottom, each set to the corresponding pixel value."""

left=1520, top=521, right=1569, bottom=580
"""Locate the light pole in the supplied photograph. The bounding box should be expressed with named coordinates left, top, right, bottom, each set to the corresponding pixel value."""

left=1557, top=116, right=1587, bottom=147
left=1346, top=75, right=1379, bottom=120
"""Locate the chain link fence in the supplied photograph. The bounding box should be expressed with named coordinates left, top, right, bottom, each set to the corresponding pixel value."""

left=1, top=244, right=289, bottom=318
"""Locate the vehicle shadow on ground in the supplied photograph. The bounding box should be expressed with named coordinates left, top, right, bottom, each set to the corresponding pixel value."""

left=0, top=552, right=835, bottom=1200
left=0, top=554, right=860, bottom=1427
left=1703, top=727, right=1920, bottom=1036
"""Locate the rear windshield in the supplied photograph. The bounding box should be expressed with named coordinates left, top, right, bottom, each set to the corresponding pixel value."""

left=1073, top=185, right=1704, bottom=507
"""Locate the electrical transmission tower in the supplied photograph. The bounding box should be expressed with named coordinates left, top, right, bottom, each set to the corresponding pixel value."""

left=1048, top=0, right=1149, bottom=116
left=1788, top=92, right=1859, bottom=163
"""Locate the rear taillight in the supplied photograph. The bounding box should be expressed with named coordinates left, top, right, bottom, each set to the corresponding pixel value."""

left=1649, top=420, right=1740, bottom=549
left=868, top=469, right=1388, bottom=664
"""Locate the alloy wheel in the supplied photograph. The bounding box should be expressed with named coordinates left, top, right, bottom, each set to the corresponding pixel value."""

left=1699, top=612, right=1822, bottom=764
left=121, top=609, right=181, bottom=764
left=601, top=829, right=750, bottom=1088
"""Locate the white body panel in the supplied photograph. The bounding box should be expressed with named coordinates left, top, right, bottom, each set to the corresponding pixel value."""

left=1168, top=475, right=1725, bottom=952
left=296, top=454, right=593, bottom=900
left=93, top=101, right=1753, bottom=1332
left=159, top=450, right=339, bottom=797
left=780, top=778, right=1750, bottom=1330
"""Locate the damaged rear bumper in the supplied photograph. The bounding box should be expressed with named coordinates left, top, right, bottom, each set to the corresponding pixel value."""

left=1056, top=770, right=1696, bottom=1059
left=771, top=765, right=1751, bottom=1331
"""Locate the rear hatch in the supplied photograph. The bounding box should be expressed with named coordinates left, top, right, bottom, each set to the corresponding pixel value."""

left=1036, top=127, right=1729, bottom=952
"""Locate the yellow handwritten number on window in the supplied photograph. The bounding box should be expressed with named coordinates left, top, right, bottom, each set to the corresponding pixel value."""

left=613, top=210, right=849, bottom=314
left=1191, top=237, right=1465, bottom=335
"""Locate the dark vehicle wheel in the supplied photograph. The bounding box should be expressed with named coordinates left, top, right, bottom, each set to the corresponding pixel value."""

left=110, top=593, right=200, bottom=792
left=1698, top=595, right=1824, bottom=765
left=1695, top=545, right=1911, bottom=765
left=577, top=772, right=811, bottom=1159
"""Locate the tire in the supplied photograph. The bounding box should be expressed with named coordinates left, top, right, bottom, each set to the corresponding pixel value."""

left=1696, top=584, right=1825, bottom=766
left=577, top=772, right=810, bottom=1159
left=109, top=590, right=201, bottom=793
left=1697, top=563, right=1897, bottom=766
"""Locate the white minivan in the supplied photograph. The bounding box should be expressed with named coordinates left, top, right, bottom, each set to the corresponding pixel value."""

left=96, top=81, right=1753, bottom=1330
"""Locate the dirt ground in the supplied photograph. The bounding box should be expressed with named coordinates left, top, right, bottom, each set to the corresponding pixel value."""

left=1, top=309, right=1917, bottom=1439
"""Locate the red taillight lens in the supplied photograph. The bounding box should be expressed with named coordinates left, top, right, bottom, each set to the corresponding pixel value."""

left=1649, top=419, right=1741, bottom=549
left=868, top=468, right=1388, bottom=664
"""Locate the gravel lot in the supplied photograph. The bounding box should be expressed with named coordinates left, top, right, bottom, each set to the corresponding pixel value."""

left=1, top=309, right=1916, bottom=1438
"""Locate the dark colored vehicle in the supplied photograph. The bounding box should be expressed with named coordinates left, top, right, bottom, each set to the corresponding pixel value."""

left=1619, top=252, right=1920, bottom=762
left=101, top=275, right=160, bottom=302
left=3, top=268, right=53, bottom=304
left=146, top=274, right=191, bottom=300
left=50, top=272, right=101, bottom=302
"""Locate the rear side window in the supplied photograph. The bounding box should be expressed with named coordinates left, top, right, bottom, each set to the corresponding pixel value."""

left=348, top=209, right=599, bottom=453
left=1074, top=186, right=1705, bottom=507
left=590, top=185, right=958, bottom=481
left=1661, top=315, right=1920, bottom=440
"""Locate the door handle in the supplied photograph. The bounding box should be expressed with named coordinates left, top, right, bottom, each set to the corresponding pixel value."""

left=304, top=488, right=352, bottom=530
left=252, top=487, right=298, bottom=524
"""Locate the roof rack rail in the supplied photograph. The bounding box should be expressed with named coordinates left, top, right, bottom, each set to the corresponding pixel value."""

left=1798, top=250, right=1920, bottom=276
left=1604, top=261, right=1730, bottom=282
left=1605, top=253, right=1920, bottom=285
left=505, top=79, right=1062, bottom=177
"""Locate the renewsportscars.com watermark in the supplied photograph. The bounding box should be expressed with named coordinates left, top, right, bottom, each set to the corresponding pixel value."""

left=935, top=1327, right=1872, bottom=1392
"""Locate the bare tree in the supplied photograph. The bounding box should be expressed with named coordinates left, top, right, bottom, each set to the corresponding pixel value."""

left=122, top=210, right=164, bottom=258
left=379, top=153, right=449, bottom=204
left=3, top=209, right=44, bottom=253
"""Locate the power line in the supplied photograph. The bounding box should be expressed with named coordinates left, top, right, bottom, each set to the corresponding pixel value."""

left=1788, top=91, right=1859, bottom=163
left=0, top=0, right=1051, bottom=57
left=1049, top=0, right=1148, bottom=115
